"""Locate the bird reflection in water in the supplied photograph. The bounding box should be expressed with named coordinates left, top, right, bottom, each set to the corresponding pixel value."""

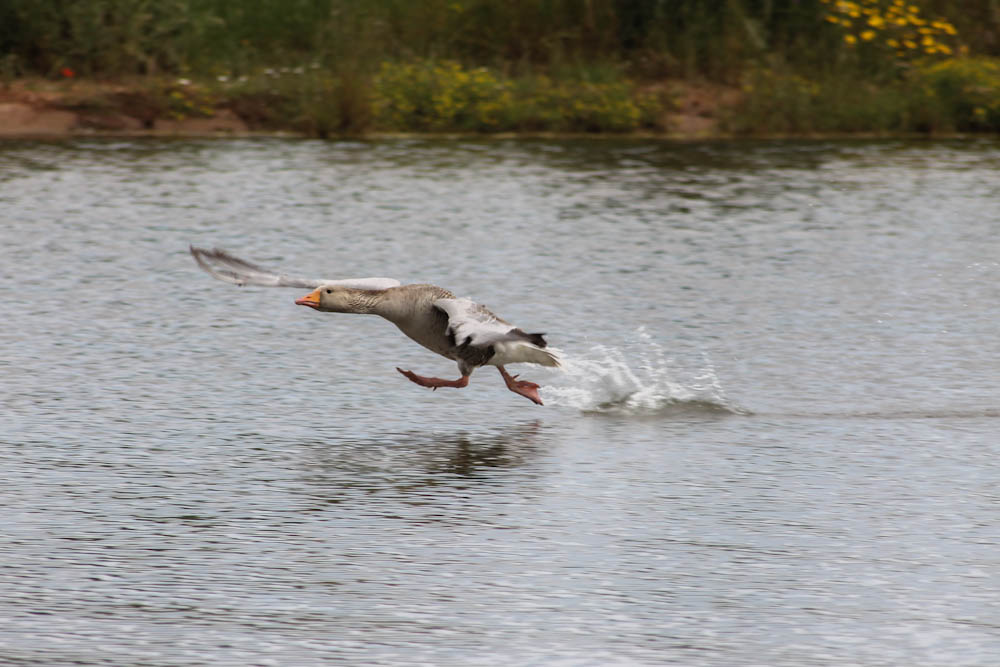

left=298, top=421, right=545, bottom=504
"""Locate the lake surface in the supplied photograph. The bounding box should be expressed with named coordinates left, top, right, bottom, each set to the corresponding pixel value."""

left=2, top=137, right=999, bottom=665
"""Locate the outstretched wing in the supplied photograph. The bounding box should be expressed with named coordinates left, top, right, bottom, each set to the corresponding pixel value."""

left=190, top=246, right=402, bottom=290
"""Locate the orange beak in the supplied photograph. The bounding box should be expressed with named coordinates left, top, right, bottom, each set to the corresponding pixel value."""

left=295, top=288, right=321, bottom=309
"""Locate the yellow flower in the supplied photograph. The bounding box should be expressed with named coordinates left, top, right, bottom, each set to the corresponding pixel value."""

left=844, top=34, right=858, bottom=45
left=868, top=15, right=885, bottom=28
left=908, top=4, right=918, bottom=13
left=860, top=30, right=876, bottom=41
left=938, top=44, right=952, bottom=55
left=903, top=39, right=917, bottom=49
left=887, top=38, right=899, bottom=48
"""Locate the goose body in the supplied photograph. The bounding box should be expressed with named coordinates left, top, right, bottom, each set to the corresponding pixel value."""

left=190, top=246, right=559, bottom=405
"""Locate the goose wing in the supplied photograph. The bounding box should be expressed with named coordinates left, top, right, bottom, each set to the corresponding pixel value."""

left=190, top=246, right=401, bottom=290
left=433, top=297, right=560, bottom=367
left=432, top=298, right=546, bottom=348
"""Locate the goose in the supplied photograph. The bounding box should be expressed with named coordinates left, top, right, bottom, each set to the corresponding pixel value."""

left=190, top=246, right=559, bottom=405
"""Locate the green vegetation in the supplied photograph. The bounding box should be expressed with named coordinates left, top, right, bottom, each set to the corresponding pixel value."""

left=728, top=56, right=1000, bottom=134
left=371, top=61, right=660, bottom=132
left=2, top=0, right=999, bottom=135
left=727, top=0, right=1000, bottom=134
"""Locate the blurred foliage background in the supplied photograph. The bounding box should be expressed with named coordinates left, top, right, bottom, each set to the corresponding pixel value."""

left=2, top=0, right=998, bottom=133
left=2, top=0, right=998, bottom=77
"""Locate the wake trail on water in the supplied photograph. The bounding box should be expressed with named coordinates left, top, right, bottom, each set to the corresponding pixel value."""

left=542, top=328, right=747, bottom=416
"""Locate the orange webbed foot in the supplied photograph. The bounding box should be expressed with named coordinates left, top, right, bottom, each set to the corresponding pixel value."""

left=396, top=368, right=470, bottom=390
left=498, top=367, right=544, bottom=406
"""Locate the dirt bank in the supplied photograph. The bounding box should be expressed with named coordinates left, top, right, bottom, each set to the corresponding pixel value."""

left=0, top=80, right=252, bottom=137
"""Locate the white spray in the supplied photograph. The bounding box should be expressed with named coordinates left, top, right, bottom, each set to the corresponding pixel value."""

left=542, top=328, right=744, bottom=415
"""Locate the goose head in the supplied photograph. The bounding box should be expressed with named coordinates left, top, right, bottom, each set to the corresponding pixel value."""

left=295, top=285, right=379, bottom=314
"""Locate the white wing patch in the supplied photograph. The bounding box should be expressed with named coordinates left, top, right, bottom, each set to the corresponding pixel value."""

left=432, top=297, right=560, bottom=368
left=433, top=298, right=513, bottom=347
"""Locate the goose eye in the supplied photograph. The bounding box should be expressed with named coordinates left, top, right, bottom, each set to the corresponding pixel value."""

left=325, top=289, right=332, bottom=294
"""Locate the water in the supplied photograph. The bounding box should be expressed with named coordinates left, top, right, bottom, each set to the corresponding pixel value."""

left=2, top=137, right=999, bottom=665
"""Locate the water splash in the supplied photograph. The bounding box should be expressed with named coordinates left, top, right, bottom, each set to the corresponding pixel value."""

left=543, top=328, right=747, bottom=416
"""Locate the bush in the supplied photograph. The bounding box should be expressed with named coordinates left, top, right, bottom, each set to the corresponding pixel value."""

left=372, top=60, right=660, bottom=132
left=821, top=0, right=961, bottom=71
left=373, top=61, right=512, bottom=131
left=510, top=75, right=656, bottom=132
left=913, top=57, right=1000, bottom=131
left=222, top=67, right=373, bottom=135
left=729, top=67, right=919, bottom=134
left=728, top=56, right=1000, bottom=135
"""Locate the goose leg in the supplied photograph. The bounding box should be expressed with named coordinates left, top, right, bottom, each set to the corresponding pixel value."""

left=396, top=367, right=470, bottom=391
left=498, top=366, right=543, bottom=406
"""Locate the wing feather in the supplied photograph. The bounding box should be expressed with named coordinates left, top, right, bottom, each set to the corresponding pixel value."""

left=434, top=298, right=561, bottom=368
left=190, top=246, right=401, bottom=290
left=433, top=298, right=514, bottom=347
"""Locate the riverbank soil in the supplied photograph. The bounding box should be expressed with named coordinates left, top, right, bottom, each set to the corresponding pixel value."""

left=0, top=78, right=250, bottom=137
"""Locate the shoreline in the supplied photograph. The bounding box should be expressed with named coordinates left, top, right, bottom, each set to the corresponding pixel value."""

left=0, top=76, right=728, bottom=140
left=0, top=78, right=990, bottom=142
